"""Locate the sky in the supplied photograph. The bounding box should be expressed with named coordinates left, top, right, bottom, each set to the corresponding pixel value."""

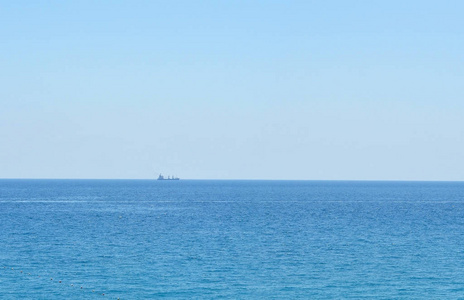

left=1, top=0, right=463, bottom=180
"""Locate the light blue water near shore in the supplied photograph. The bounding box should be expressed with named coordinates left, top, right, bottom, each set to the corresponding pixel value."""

left=1, top=180, right=464, bottom=299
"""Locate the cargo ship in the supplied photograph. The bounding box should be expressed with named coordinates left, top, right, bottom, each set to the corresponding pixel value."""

left=157, top=174, right=180, bottom=180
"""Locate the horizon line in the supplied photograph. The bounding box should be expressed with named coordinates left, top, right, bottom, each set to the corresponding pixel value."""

left=0, top=178, right=463, bottom=183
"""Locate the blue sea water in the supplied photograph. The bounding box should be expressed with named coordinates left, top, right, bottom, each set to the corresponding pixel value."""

left=1, top=180, right=464, bottom=299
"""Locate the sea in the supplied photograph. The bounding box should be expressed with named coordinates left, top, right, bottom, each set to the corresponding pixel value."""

left=1, top=179, right=464, bottom=299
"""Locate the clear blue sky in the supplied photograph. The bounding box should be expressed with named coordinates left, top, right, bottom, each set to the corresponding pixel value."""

left=1, top=1, right=463, bottom=180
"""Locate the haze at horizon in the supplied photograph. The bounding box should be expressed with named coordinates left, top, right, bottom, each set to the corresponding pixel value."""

left=1, top=1, right=463, bottom=180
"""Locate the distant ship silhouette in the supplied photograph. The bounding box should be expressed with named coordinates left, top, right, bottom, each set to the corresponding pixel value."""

left=157, top=174, right=180, bottom=180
